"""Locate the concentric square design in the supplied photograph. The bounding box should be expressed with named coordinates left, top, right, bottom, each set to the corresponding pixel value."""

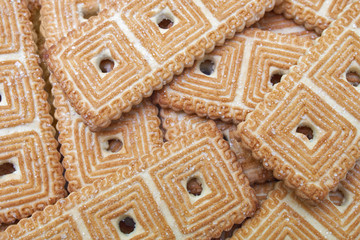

left=155, top=29, right=311, bottom=123
left=0, top=61, right=34, bottom=128
left=260, top=84, right=355, bottom=177
left=121, top=0, right=211, bottom=63
left=59, top=21, right=151, bottom=108
left=237, top=4, right=360, bottom=201
left=0, top=0, right=20, bottom=54
left=80, top=176, right=173, bottom=239
left=232, top=162, right=360, bottom=239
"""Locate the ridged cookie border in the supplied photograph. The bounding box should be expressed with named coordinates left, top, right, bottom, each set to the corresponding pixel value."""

left=0, top=1, right=66, bottom=224
left=46, top=0, right=282, bottom=131
left=2, top=122, right=257, bottom=239
left=154, top=28, right=313, bottom=124
left=274, top=0, right=333, bottom=34
left=231, top=182, right=288, bottom=239
left=237, top=2, right=360, bottom=201
left=58, top=92, right=164, bottom=193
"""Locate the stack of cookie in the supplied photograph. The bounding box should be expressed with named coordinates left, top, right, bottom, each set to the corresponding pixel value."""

left=0, top=0, right=359, bottom=239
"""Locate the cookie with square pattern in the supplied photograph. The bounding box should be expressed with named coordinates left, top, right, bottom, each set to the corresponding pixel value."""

left=231, top=161, right=360, bottom=239
left=237, top=2, right=360, bottom=201
left=159, top=108, right=273, bottom=184
left=45, top=0, right=282, bottom=130
left=154, top=28, right=312, bottom=123
left=40, top=0, right=164, bottom=193
left=2, top=122, right=257, bottom=239
left=0, top=0, right=66, bottom=224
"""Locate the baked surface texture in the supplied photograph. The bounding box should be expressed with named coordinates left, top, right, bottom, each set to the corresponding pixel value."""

left=154, top=28, right=312, bottom=123
left=275, top=0, right=352, bottom=34
left=159, top=108, right=274, bottom=184
left=40, top=0, right=163, bottom=192
left=237, top=2, right=360, bottom=201
left=0, top=0, right=66, bottom=224
left=231, top=161, right=360, bottom=239
left=46, top=0, right=281, bottom=130
left=2, top=122, right=257, bottom=239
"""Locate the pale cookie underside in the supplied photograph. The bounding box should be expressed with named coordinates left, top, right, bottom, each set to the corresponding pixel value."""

left=237, top=2, right=360, bottom=201
left=47, top=0, right=281, bottom=130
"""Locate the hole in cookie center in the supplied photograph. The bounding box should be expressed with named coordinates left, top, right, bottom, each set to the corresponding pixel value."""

left=0, top=94, right=2, bottom=102
left=106, top=138, right=123, bottom=153
left=157, top=16, right=174, bottom=29
left=119, top=216, right=136, bottom=234
left=346, top=71, right=360, bottom=87
left=0, top=162, right=16, bottom=176
left=200, top=59, right=215, bottom=76
left=187, top=177, right=202, bottom=196
left=329, top=189, right=345, bottom=206
left=270, top=73, right=283, bottom=86
left=82, top=5, right=99, bottom=19
left=296, top=125, right=314, bottom=140
left=99, top=59, right=114, bottom=73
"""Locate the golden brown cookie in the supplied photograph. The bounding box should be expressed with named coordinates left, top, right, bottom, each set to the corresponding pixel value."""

left=40, top=1, right=164, bottom=193
left=237, top=2, right=360, bottom=201
left=231, top=161, right=360, bottom=239
left=159, top=108, right=274, bottom=184
left=274, top=0, right=351, bottom=34
left=62, top=100, right=163, bottom=192
left=0, top=0, right=66, bottom=224
left=45, top=0, right=282, bottom=130
left=251, top=11, right=319, bottom=39
left=2, top=122, right=257, bottom=239
left=154, top=28, right=312, bottom=123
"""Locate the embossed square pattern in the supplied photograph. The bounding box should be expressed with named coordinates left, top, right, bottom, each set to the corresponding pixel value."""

left=154, top=28, right=313, bottom=123
left=238, top=2, right=360, bottom=201
left=0, top=0, right=66, bottom=224
left=46, top=0, right=279, bottom=130
left=1, top=0, right=360, bottom=238
left=2, top=123, right=257, bottom=239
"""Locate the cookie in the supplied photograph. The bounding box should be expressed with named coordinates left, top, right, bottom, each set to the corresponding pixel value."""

left=45, top=0, right=281, bottom=130
left=61, top=100, right=163, bottom=192
left=154, top=28, right=312, bottom=123
left=159, top=108, right=274, bottom=184
left=274, top=0, right=351, bottom=34
left=2, top=122, right=257, bottom=239
left=231, top=161, right=360, bottom=239
left=40, top=1, right=164, bottom=193
left=0, top=1, right=66, bottom=223
left=237, top=2, right=360, bottom=201
left=251, top=11, right=319, bottom=39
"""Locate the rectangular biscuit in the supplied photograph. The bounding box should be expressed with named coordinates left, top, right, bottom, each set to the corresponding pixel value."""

left=231, top=161, right=360, bottom=239
left=159, top=108, right=274, bottom=185
left=2, top=122, right=257, bottom=239
left=40, top=1, right=164, bottom=193
left=0, top=1, right=66, bottom=223
left=237, top=2, right=360, bottom=201
left=46, top=0, right=281, bottom=130
left=154, top=28, right=312, bottom=123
